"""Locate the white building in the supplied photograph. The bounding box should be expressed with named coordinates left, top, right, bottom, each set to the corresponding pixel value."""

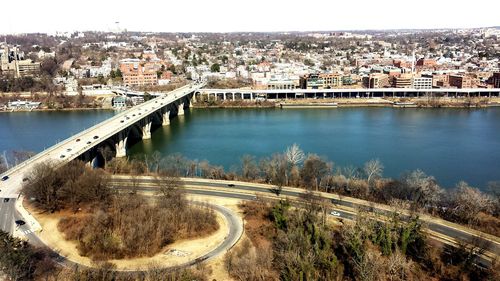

left=412, top=77, right=433, bottom=89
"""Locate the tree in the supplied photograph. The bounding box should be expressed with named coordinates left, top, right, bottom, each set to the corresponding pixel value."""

left=402, top=169, right=443, bottom=208
left=285, top=143, right=305, bottom=166
left=210, top=63, right=220, bottom=72
left=446, top=181, right=495, bottom=224
left=300, top=154, right=330, bottom=191
left=240, top=154, right=259, bottom=180
left=364, top=159, right=384, bottom=185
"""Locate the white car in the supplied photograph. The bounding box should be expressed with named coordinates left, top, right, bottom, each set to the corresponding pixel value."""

left=330, top=211, right=341, bottom=217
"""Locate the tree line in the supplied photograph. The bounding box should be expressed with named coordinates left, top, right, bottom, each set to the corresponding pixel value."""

left=107, top=144, right=499, bottom=237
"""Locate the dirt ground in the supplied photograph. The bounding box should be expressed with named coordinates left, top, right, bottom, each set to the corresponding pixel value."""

left=26, top=195, right=242, bottom=273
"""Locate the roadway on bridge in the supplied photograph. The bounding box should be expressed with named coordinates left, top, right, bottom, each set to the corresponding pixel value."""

left=0, top=83, right=203, bottom=199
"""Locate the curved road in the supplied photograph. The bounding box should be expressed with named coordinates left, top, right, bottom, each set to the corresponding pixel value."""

left=0, top=198, right=242, bottom=272
left=109, top=176, right=500, bottom=264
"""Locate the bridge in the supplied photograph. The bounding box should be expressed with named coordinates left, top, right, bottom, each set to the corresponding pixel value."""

left=0, top=82, right=204, bottom=199
left=195, top=87, right=500, bottom=101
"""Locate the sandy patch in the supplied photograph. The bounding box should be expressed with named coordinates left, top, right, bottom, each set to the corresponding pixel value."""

left=27, top=201, right=231, bottom=271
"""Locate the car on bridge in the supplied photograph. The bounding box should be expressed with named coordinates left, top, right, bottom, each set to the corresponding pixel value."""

left=15, top=220, right=25, bottom=226
left=93, top=136, right=99, bottom=139
left=1, top=175, right=9, bottom=181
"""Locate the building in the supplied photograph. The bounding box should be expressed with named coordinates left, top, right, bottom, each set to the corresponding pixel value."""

left=412, top=77, right=433, bottom=89
left=120, top=58, right=158, bottom=87
left=320, top=73, right=343, bottom=88
left=1, top=45, right=40, bottom=78
left=449, top=74, right=472, bottom=89
left=393, top=74, right=412, bottom=88
left=491, top=73, right=500, bottom=88
left=301, top=74, right=323, bottom=89
left=416, top=58, right=437, bottom=68
left=363, top=73, right=389, bottom=89
left=112, top=96, right=127, bottom=108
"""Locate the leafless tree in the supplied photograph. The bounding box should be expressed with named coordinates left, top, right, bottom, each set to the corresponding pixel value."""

left=285, top=143, right=305, bottom=166
left=364, top=159, right=384, bottom=184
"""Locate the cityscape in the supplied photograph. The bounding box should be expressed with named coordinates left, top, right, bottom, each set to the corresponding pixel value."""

left=0, top=1, right=500, bottom=281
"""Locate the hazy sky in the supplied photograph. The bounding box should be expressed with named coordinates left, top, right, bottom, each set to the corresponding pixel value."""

left=1, top=0, right=498, bottom=34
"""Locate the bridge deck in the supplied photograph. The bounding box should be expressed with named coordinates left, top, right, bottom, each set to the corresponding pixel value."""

left=0, top=83, right=203, bottom=199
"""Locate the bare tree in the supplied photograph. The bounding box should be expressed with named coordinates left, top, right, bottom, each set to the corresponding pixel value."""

left=448, top=181, right=495, bottom=224
left=363, top=159, right=384, bottom=184
left=285, top=143, right=305, bottom=166
left=240, top=154, right=259, bottom=180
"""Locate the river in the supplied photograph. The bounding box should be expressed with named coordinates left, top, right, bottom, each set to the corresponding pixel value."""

left=1, top=108, right=499, bottom=189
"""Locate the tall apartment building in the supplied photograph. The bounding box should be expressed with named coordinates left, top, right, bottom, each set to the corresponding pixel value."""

left=120, top=58, right=158, bottom=87
left=449, top=74, right=472, bottom=89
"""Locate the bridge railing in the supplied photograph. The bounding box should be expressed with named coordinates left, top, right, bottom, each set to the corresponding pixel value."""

left=0, top=83, right=203, bottom=180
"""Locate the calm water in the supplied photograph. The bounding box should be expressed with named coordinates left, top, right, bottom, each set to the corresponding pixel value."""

left=1, top=108, right=499, bottom=189
left=0, top=110, right=116, bottom=153
left=129, top=108, right=500, bottom=189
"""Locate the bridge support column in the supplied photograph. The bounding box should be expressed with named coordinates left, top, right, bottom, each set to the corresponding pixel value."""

left=115, top=132, right=128, bottom=158
left=178, top=104, right=185, bottom=116
left=162, top=110, right=170, bottom=126
left=142, top=121, right=152, bottom=139
left=232, top=93, right=235, bottom=101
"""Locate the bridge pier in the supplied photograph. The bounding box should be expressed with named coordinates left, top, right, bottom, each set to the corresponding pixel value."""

left=162, top=110, right=170, bottom=126
left=178, top=103, right=185, bottom=116
left=115, top=131, right=128, bottom=158
left=142, top=121, right=152, bottom=139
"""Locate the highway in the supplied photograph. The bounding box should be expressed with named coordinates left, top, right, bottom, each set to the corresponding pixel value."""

left=109, top=176, right=500, bottom=261
left=0, top=83, right=203, bottom=199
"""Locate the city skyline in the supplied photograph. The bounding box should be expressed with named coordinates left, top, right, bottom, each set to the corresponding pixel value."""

left=0, top=0, right=499, bottom=34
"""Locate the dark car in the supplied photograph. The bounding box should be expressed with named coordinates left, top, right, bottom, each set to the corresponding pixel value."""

left=4, top=198, right=9, bottom=203
left=76, top=138, right=81, bottom=142
left=22, top=177, right=29, bottom=182
left=1, top=176, right=8, bottom=181
left=86, top=141, right=91, bottom=145
left=120, top=120, right=125, bottom=123
left=60, top=155, right=65, bottom=159
left=93, top=136, right=99, bottom=139
left=228, top=184, right=235, bottom=187
left=15, top=220, right=25, bottom=226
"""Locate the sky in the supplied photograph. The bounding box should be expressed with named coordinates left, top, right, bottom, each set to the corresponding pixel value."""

left=0, top=0, right=498, bottom=34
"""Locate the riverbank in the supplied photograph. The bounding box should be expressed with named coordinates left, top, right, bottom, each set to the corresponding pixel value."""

left=194, top=97, right=500, bottom=109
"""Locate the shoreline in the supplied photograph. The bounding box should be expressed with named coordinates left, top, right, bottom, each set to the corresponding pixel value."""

left=0, top=107, right=116, bottom=113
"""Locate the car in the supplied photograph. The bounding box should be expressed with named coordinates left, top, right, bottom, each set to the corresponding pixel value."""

left=93, top=136, right=99, bottom=139
left=120, top=120, right=124, bottom=123
left=86, top=141, right=91, bottom=145
left=22, top=177, right=29, bottom=182
left=227, top=184, right=235, bottom=187
left=60, top=155, right=65, bottom=159
left=66, top=148, right=72, bottom=152
left=15, top=220, right=25, bottom=226
left=138, top=112, right=142, bottom=115
left=132, top=114, right=136, bottom=117
left=126, top=117, right=130, bottom=120
left=4, top=198, right=9, bottom=203
left=330, top=211, right=341, bottom=217
left=1, top=176, right=9, bottom=181
left=76, top=138, right=81, bottom=142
